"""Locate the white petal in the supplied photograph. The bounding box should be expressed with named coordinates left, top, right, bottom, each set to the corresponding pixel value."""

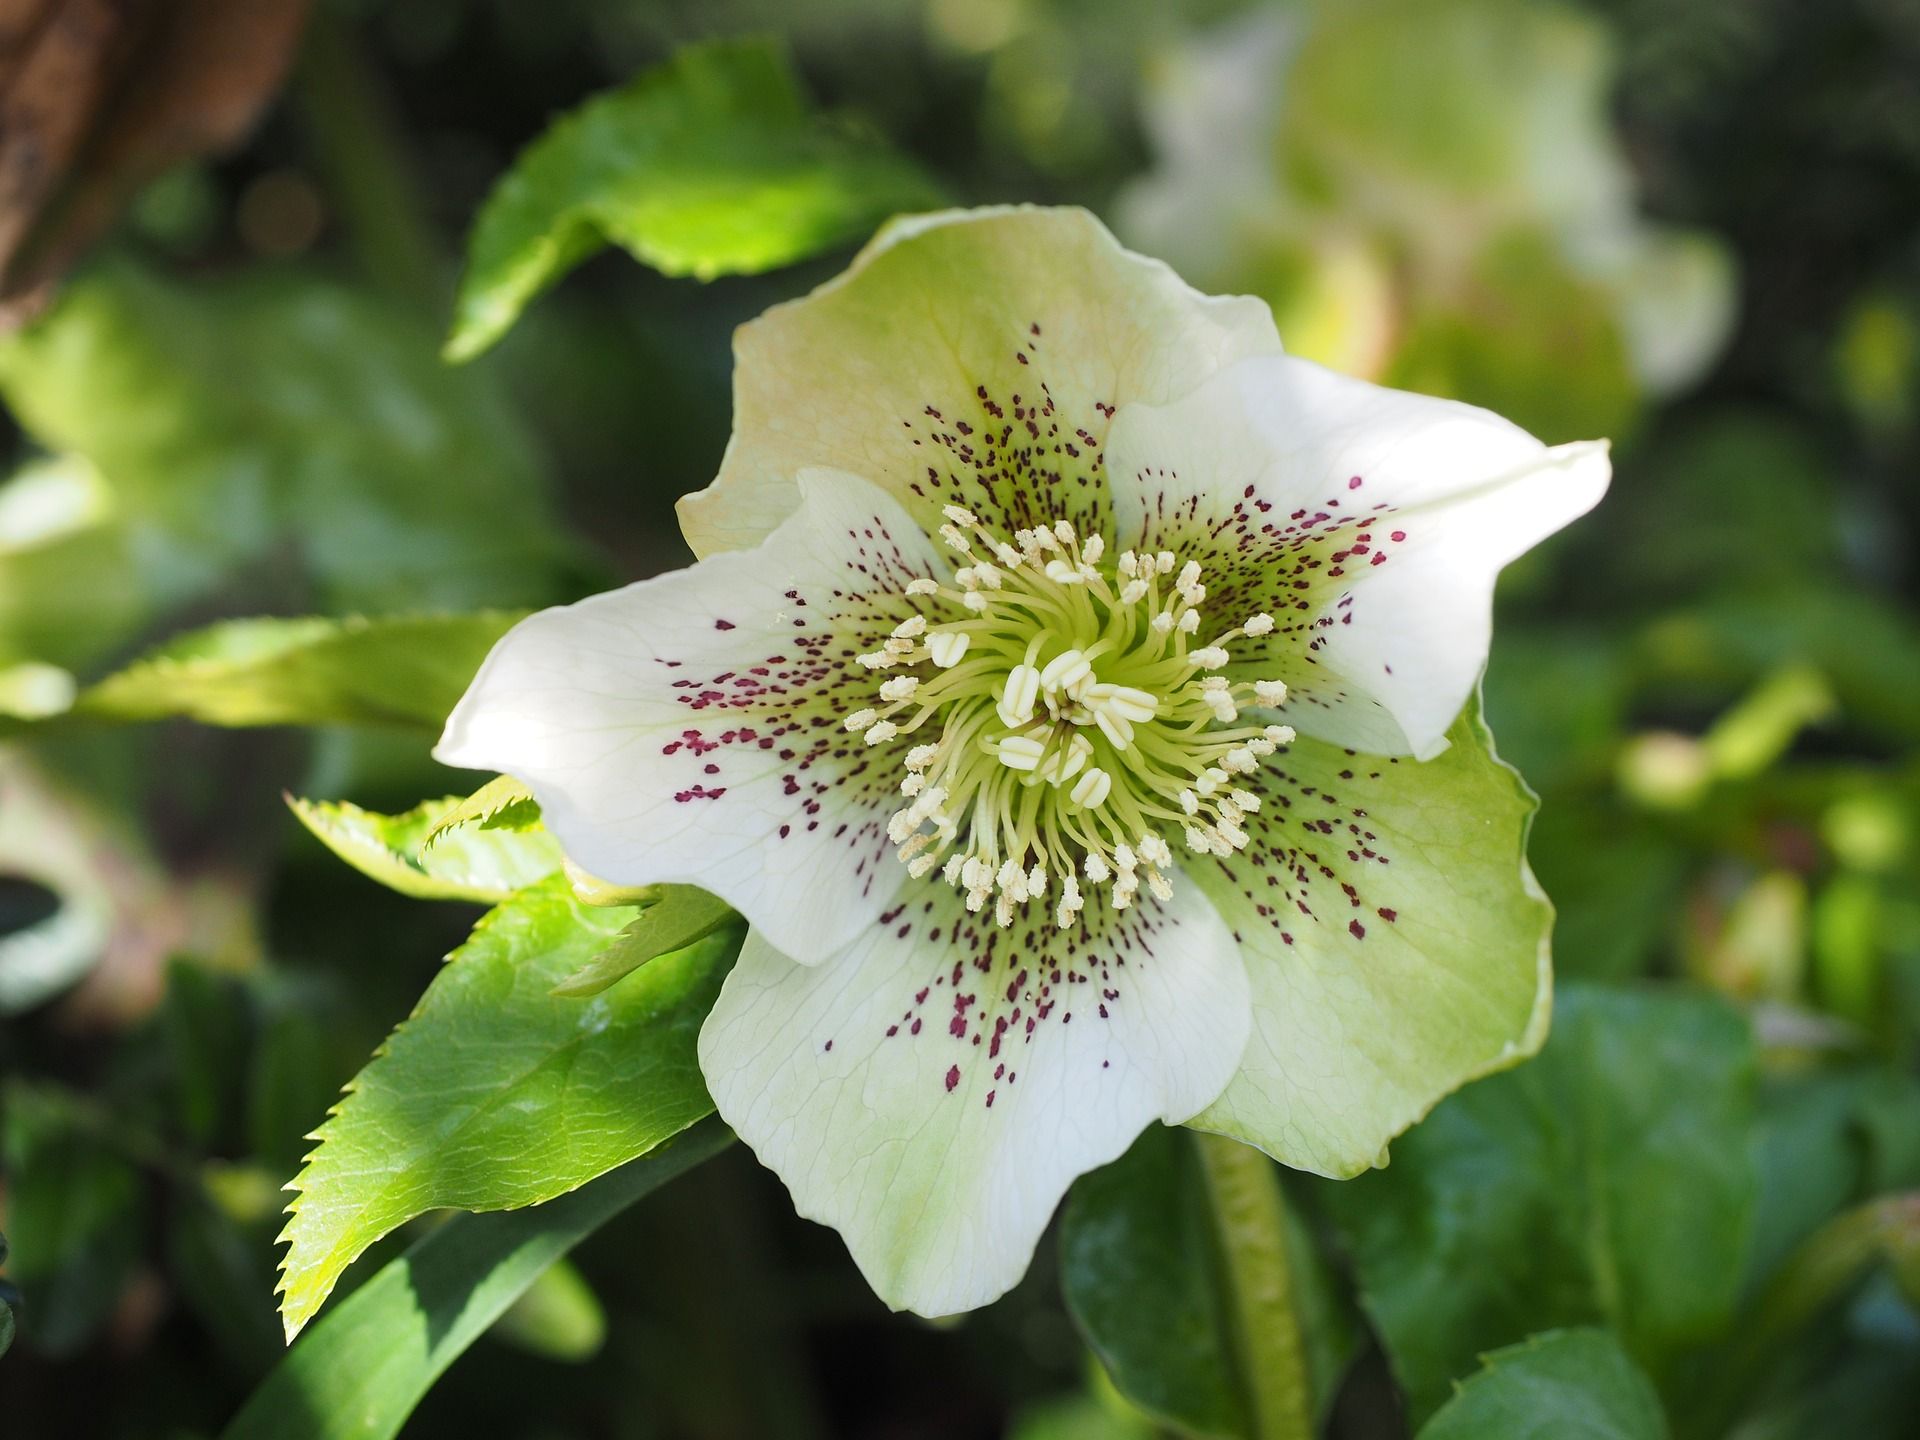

left=1107, top=355, right=1609, bottom=758
left=699, top=882, right=1251, bottom=1315
left=677, top=205, right=1282, bottom=557
left=435, top=469, right=939, bottom=964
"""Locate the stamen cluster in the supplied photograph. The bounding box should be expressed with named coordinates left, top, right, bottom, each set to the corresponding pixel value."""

left=844, top=506, right=1296, bottom=927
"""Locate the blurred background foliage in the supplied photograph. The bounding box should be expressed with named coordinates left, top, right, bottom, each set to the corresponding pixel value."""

left=0, top=0, right=1916, bottom=1436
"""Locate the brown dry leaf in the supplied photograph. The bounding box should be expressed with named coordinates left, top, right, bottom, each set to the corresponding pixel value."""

left=0, top=0, right=311, bottom=327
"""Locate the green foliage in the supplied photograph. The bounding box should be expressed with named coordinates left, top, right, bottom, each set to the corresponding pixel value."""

left=0, top=5, right=1916, bottom=1435
left=276, top=876, right=735, bottom=1339
left=446, top=37, right=944, bottom=361
left=1416, top=1330, right=1669, bottom=1440
left=0, top=455, right=147, bottom=673
left=550, top=884, right=738, bottom=996
left=1060, top=1126, right=1354, bottom=1438
left=0, top=753, right=127, bottom=1014
left=0, top=261, right=575, bottom=618
left=227, top=1122, right=731, bottom=1440
left=0, top=1227, right=16, bottom=1360
left=0, top=1085, right=144, bottom=1357
left=1318, top=985, right=1758, bottom=1422
left=6, top=613, right=519, bottom=731
left=490, top=1257, right=607, bottom=1361
left=288, top=793, right=562, bottom=903
left=423, top=775, right=542, bottom=844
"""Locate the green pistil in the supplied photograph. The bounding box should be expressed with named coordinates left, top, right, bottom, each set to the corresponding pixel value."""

left=850, top=507, right=1297, bottom=927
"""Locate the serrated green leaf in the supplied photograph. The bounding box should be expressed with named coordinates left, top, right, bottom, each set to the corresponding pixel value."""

left=551, top=884, right=737, bottom=996
left=446, top=37, right=945, bottom=361
left=227, top=1121, right=730, bottom=1440
left=422, top=774, right=541, bottom=848
left=1319, top=985, right=1757, bottom=1424
left=1417, top=1330, right=1669, bottom=1440
left=5, top=612, right=521, bottom=732
left=1062, top=1126, right=1354, bottom=1439
left=288, top=794, right=562, bottom=903
left=276, top=876, right=734, bottom=1339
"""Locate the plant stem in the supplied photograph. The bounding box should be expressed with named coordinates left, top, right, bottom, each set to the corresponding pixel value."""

left=292, top=7, right=444, bottom=307
left=1193, top=1131, right=1315, bottom=1440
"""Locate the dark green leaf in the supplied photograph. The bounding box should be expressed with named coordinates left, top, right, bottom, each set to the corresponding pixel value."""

left=160, top=959, right=253, bottom=1149
left=1061, top=1125, right=1355, bottom=1438
left=227, top=1121, right=730, bottom=1440
left=1417, top=1330, right=1669, bottom=1440
left=0, top=1223, right=13, bottom=1359
left=446, top=37, right=944, bottom=361
left=0, top=1084, right=143, bottom=1356
left=288, top=793, right=562, bottom=903
left=1318, top=985, right=1757, bottom=1423
left=277, top=876, right=734, bottom=1338
left=7, top=613, right=520, bottom=732
left=551, top=884, right=738, bottom=996
left=168, top=1193, right=285, bottom=1374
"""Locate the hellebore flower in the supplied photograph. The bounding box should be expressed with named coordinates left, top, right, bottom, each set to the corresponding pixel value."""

left=1117, top=0, right=1735, bottom=434
left=436, top=206, right=1609, bottom=1316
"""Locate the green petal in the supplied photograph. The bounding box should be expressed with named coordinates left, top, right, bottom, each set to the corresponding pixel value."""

left=677, top=205, right=1281, bottom=557
left=1187, top=698, right=1550, bottom=1176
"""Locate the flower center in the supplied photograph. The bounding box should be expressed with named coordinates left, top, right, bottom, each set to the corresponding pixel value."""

left=844, top=505, right=1296, bottom=928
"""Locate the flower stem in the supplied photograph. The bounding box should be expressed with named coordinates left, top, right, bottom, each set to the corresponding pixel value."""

left=1193, top=1131, right=1315, bottom=1440
left=293, top=8, right=444, bottom=307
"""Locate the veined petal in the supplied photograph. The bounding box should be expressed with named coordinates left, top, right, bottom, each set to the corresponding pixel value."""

left=1185, top=702, right=1550, bottom=1178
left=700, top=881, right=1251, bottom=1316
left=677, top=205, right=1282, bottom=557
left=435, top=469, right=940, bottom=964
left=1106, top=355, right=1609, bottom=758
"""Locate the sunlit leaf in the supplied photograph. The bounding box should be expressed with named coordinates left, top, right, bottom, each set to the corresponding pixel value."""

left=0, top=260, right=576, bottom=615
left=1319, top=985, right=1757, bottom=1423
left=288, top=794, right=561, bottom=904
left=423, top=775, right=541, bottom=847
left=228, top=1122, right=730, bottom=1440
left=3, top=613, right=520, bottom=732
left=0, top=454, right=148, bottom=672
left=446, top=37, right=944, bottom=361
left=276, top=876, right=734, bottom=1339
left=550, top=884, right=737, bottom=997
left=1416, top=1329, right=1669, bottom=1440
